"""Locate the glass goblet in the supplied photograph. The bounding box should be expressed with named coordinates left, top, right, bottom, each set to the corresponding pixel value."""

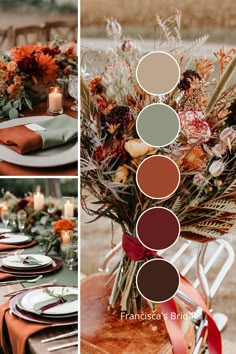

left=1, top=209, right=10, bottom=229
left=68, top=74, right=78, bottom=111
left=17, top=210, right=27, bottom=234
left=64, top=243, right=77, bottom=270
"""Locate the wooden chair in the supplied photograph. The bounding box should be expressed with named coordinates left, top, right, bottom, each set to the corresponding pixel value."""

left=0, top=26, right=13, bottom=51
left=13, top=24, right=46, bottom=46
left=44, top=20, right=77, bottom=43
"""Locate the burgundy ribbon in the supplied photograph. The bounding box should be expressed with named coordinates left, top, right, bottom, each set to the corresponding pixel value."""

left=122, top=233, right=187, bottom=354
left=122, top=233, right=222, bottom=354
left=122, top=233, right=156, bottom=261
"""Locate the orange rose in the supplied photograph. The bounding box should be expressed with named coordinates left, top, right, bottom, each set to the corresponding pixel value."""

left=53, top=219, right=75, bottom=234
left=7, top=84, right=19, bottom=97
left=7, top=61, right=17, bottom=72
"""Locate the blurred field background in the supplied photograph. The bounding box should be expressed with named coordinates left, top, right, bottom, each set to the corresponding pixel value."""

left=81, top=0, right=236, bottom=42
left=0, top=0, right=77, bottom=38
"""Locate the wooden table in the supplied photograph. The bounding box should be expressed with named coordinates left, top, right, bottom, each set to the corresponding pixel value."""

left=0, top=98, right=78, bottom=176
left=0, top=244, right=78, bottom=354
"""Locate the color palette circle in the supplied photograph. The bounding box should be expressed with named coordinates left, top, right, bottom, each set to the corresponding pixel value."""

left=136, top=207, right=180, bottom=251
left=136, top=51, right=180, bottom=95
left=136, top=259, right=180, bottom=302
left=136, top=155, right=180, bottom=199
left=136, top=103, right=180, bottom=147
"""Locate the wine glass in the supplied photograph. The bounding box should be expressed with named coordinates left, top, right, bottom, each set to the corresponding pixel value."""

left=17, top=210, right=27, bottom=234
left=68, top=74, right=78, bottom=111
left=1, top=209, right=10, bottom=229
left=64, top=243, right=77, bottom=270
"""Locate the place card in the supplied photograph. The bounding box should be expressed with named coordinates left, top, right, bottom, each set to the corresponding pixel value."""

left=25, top=123, right=47, bottom=132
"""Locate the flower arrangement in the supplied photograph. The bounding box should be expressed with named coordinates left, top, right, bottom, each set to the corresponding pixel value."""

left=0, top=39, right=77, bottom=119
left=81, top=12, right=236, bottom=313
left=53, top=218, right=75, bottom=234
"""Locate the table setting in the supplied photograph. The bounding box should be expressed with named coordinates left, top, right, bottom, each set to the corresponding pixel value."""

left=0, top=39, right=78, bottom=176
left=0, top=184, right=78, bottom=353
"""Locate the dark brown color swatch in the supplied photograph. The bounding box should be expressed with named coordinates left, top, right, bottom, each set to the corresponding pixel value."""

left=136, top=207, right=180, bottom=250
left=136, top=155, right=180, bottom=199
left=136, top=259, right=180, bottom=302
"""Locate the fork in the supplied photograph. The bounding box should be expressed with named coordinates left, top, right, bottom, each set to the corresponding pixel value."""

left=0, top=249, right=25, bottom=257
left=3, top=278, right=57, bottom=297
left=0, top=274, right=43, bottom=286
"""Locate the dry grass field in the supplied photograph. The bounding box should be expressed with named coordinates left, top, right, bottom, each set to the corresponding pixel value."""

left=81, top=0, right=236, bottom=42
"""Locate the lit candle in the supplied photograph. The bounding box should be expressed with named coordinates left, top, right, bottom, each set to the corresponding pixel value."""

left=64, top=199, right=74, bottom=218
left=33, top=186, right=44, bottom=211
left=61, top=230, right=71, bottom=245
left=48, top=87, right=63, bottom=113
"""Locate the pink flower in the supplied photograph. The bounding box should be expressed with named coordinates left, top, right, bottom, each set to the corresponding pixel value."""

left=220, top=127, right=235, bottom=143
left=106, top=18, right=122, bottom=39
left=179, top=110, right=211, bottom=144
left=209, top=160, right=225, bottom=177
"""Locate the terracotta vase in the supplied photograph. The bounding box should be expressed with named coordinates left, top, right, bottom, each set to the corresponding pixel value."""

left=81, top=273, right=195, bottom=354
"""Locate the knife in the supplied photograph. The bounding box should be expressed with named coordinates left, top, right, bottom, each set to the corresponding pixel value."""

left=34, top=294, right=77, bottom=314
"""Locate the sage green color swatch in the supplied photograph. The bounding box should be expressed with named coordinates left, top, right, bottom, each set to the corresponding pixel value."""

left=136, top=103, right=180, bottom=147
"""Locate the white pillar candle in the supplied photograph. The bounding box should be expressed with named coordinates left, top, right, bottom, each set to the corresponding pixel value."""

left=33, top=191, right=44, bottom=211
left=64, top=200, right=74, bottom=218
left=48, top=89, right=62, bottom=112
left=61, top=230, right=71, bottom=245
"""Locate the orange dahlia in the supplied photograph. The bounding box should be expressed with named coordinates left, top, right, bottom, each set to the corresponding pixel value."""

left=35, top=53, right=58, bottom=84
left=53, top=219, right=75, bottom=234
left=11, top=44, right=41, bottom=61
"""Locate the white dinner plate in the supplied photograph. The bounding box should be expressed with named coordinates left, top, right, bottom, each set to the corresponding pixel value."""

left=0, top=228, right=11, bottom=233
left=20, top=286, right=78, bottom=315
left=0, top=235, right=30, bottom=244
left=2, top=254, right=52, bottom=269
left=0, top=116, right=78, bottom=167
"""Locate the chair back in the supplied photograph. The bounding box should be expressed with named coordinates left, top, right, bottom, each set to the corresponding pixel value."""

left=13, top=24, right=46, bottom=46
left=0, top=26, right=13, bottom=51
left=44, top=20, right=77, bottom=42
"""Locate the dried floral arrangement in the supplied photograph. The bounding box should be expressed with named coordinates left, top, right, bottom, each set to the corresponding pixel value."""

left=81, top=11, right=236, bottom=312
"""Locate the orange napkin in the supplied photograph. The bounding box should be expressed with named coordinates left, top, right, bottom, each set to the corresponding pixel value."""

left=0, top=240, right=37, bottom=252
left=0, top=300, right=49, bottom=354
left=0, top=273, right=16, bottom=281
left=0, top=126, right=42, bottom=154
left=0, top=161, right=78, bottom=176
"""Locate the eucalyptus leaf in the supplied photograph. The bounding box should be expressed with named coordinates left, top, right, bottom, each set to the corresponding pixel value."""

left=13, top=101, right=19, bottom=109
left=2, top=102, right=12, bottom=112
left=40, top=215, right=49, bottom=226
left=9, top=108, right=19, bottom=119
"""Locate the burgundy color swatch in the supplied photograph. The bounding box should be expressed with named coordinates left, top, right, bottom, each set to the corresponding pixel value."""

left=136, top=207, right=180, bottom=250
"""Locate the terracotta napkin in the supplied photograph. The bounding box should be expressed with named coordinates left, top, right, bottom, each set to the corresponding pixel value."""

left=0, top=115, right=77, bottom=154
left=0, top=273, right=16, bottom=281
left=0, top=240, right=37, bottom=252
left=0, top=161, right=78, bottom=176
left=0, top=300, right=49, bottom=354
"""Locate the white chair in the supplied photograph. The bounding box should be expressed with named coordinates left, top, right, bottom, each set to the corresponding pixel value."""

left=99, top=237, right=235, bottom=353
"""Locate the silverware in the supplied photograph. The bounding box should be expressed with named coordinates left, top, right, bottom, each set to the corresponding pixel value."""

left=47, top=341, right=78, bottom=352
left=0, top=274, right=43, bottom=286
left=41, top=330, right=78, bottom=343
left=3, top=278, right=57, bottom=297
left=0, top=249, right=25, bottom=257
